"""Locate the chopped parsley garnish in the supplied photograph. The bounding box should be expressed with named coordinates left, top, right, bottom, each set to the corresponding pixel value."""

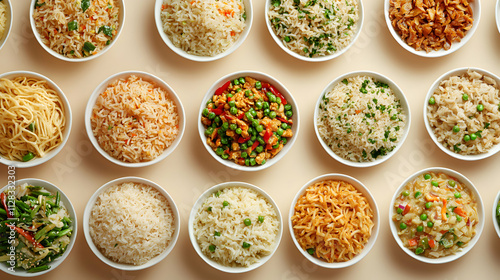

left=342, top=79, right=348, bottom=85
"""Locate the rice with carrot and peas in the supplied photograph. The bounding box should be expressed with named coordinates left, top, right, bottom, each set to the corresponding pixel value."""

left=0, top=0, right=7, bottom=40
left=160, top=0, right=246, bottom=57
left=91, top=75, right=179, bottom=163
left=317, top=76, right=406, bottom=162
left=32, top=0, right=120, bottom=58
left=393, top=172, right=479, bottom=258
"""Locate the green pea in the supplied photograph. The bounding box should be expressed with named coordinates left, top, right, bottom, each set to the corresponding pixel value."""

left=245, top=90, right=251, bottom=97
left=396, top=208, right=403, bottom=214
left=272, top=143, right=280, bottom=149
left=391, top=114, right=397, bottom=120
left=258, top=215, right=264, bottom=223
left=239, top=77, right=246, bottom=84
left=202, top=108, right=209, bottom=117
left=281, top=123, right=288, bottom=130
left=236, top=128, right=242, bottom=134
left=223, top=201, right=229, bottom=208
left=263, top=102, right=270, bottom=109
left=264, top=108, right=270, bottom=116
left=428, top=97, right=436, bottom=105
left=250, top=158, right=256, bottom=166
left=241, top=152, right=248, bottom=158
left=420, top=213, right=428, bottom=221
left=245, top=159, right=250, bottom=166
left=257, top=136, right=265, bottom=145
left=230, top=124, right=237, bottom=130
left=221, top=122, right=229, bottom=130
left=415, top=247, right=424, bottom=255
left=227, top=94, right=234, bottom=98
left=402, top=190, right=410, bottom=197
left=470, top=133, right=477, bottom=141
left=417, top=225, right=424, bottom=232
left=431, top=181, right=439, bottom=187
left=427, top=221, right=433, bottom=228
left=240, top=143, right=248, bottom=150
left=414, top=191, right=422, bottom=198
left=209, top=245, right=216, bottom=252
left=261, top=159, right=266, bottom=165
left=233, top=79, right=240, bottom=85
left=284, top=104, right=292, bottom=111
left=452, top=125, right=460, bottom=133
left=208, top=112, right=216, bottom=120
left=399, top=222, right=407, bottom=230
left=454, top=192, right=461, bottom=198
left=269, top=95, right=277, bottom=103
left=269, top=111, right=277, bottom=119
left=221, top=153, right=229, bottom=159
left=229, top=100, right=236, bottom=107
left=307, top=248, right=315, bottom=255
left=277, top=128, right=284, bottom=136
left=207, top=207, right=212, bottom=212
left=256, top=125, right=264, bottom=133
left=246, top=140, right=254, bottom=146
left=204, top=127, right=214, bottom=136
left=214, top=231, right=221, bottom=237
left=22, top=152, right=35, bottom=162
left=448, top=180, right=456, bottom=187
left=255, top=81, right=262, bottom=89
left=464, top=134, right=470, bottom=142
left=256, top=146, right=264, bottom=153
left=230, top=107, right=238, bottom=115
left=220, top=137, right=228, bottom=145
left=424, top=174, right=431, bottom=180
left=457, top=241, right=464, bottom=246
left=285, top=110, right=293, bottom=118
left=462, top=93, right=469, bottom=101
left=425, top=202, right=432, bottom=209
left=242, top=242, right=251, bottom=249
left=255, top=101, right=263, bottom=109
left=477, top=104, right=484, bottom=112
left=456, top=216, right=462, bottom=222
left=244, top=218, right=251, bottom=226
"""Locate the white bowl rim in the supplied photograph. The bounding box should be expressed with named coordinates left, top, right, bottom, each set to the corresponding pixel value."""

left=82, top=176, right=181, bottom=271
left=197, top=70, right=300, bottom=171
left=496, top=0, right=500, bottom=34
left=0, top=178, right=78, bottom=277
left=84, top=70, right=186, bottom=167
left=29, top=0, right=126, bottom=62
left=264, top=0, right=365, bottom=62
left=423, top=67, right=500, bottom=161
left=288, top=173, right=379, bottom=268
left=313, top=70, right=411, bottom=168
left=492, top=190, right=500, bottom=238
left=388, top=167, right=485, bottom=264
left=0, top=71, right=72, bottom=168
left=154, top=0, right=254, bottom=62
left=384, top=0, right=481, bottom=57
left=0, top=0, right=13, bottom=52
left=187, top=181, right=283, bottom=273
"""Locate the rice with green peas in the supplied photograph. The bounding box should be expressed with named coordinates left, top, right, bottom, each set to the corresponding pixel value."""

left=317, top=76, right=406, bottom=162
left=0, top=1, right=6, bottom=40
left=268, top=0, right=359, bottom=58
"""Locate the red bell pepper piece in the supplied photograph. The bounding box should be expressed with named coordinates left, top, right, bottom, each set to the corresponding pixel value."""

left=403, top=204, right=411, bottom=215
left=5, top=223, right=44, bottom=248
left=237, top=113, right=244, bottom=119
left=215, top=81, right=231, bottom=96
left=408, top=238, right=418, bottom=247
left=249, top=141, right=259, bottom=152
left=263, top=128, right=273, bottom=143
left=210, top=104, right=224, bottom=115
left=238, top=136, right=250, bottom=143
left=1, top=193, right=13, bottom=219
left=428, top=239, right=436, bottom=249
left=277, top=117, right=288, bottom=124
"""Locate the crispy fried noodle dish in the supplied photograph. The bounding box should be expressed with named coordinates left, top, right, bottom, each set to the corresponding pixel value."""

left=292, top=180, right=374, bottom=263
left=389, top=0, right=474, bottom=52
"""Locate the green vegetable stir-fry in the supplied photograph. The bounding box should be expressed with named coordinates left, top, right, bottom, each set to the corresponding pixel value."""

left=0, top=184, right=72, bottom=273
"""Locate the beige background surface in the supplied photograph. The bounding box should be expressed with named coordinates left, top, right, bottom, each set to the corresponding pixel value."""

left=2, top=0, right=500, bottom=279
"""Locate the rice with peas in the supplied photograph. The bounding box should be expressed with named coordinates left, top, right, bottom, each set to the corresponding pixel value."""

left=427, top=70, right=500, bottom=155
left=317, top=76, right=406, bottom=162
left=160, top=0, right=246, bottom=57
left=33, top=0, right=120, bottom=58
left=193, top=186, right=280, bottom=267
left=91, top=75, right=179, bottom=163
left=0, top=1, right=6, bottom=39
left=268, top=0, right=359, bottom=58
left=393, top=172, right=479, bottom=258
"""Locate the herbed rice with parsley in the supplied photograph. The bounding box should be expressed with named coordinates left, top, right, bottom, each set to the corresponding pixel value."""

left=317, top=76, right=406, bottom=162
left=268, top=0, right=359, bottom=58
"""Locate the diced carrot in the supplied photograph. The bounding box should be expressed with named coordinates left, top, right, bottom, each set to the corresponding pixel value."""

left=428, top=239, right=436, bottom=249
left=441, top=198, right=447, bottom=221
left=190, top=0, right=195, bottom=4
left=403, top=204, right=411, bottom=215
left=355, top=110, right=361, bottom=114
left=453, top=207, right=467, bottom=218
left=425, top=193, right=439, bottom=202
left=408, top=238, right=418, bottom=247
left=130, top=133, right=137, bottom=137
left=230, top=31, right=236, bottom=36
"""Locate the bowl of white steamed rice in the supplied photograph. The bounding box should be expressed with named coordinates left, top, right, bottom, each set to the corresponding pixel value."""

left=83, top=177, right=180, bottom=270
left=265, top=0, right=364, bottom=62
left=424, top=68, right=500, bottom=161
left=188, top=182, right=282, bottom=273
left=314, top=71, right=411, bottom=167
left=155, top=0, right=253, bottom=62
left=0, top=0, right=12, bottom=52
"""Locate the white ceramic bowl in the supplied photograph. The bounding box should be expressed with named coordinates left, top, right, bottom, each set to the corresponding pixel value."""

left=188, top=181, right=283, bottom=273
left=314, top=71, right=411, bottom=167
left=85, top=71, right=185, bottom=167
left=496, top=0, right=500, bottom=33
left=289, top=174, right=379, bottom=268
left=384, top=0, right=480, bottom=57
left=29, top=0, right=125, bottom=62
left=492, top=191, right=500, bottom=238
left=0, top=178, right=78, bottom=277
left=83, top=176, right=180, bottom=271
left=389, top=167, right=484, bottom=264
left=0, top=71, right=72, bottom=168
left=198, top=71, right=299, bottom=171
left=0, top=0, right=13, bottom=52
left=265, top=0, right=364, bottom=62
left=154, top=0, right=253, bottom=62
left=423, top=67, right=500, bottom=161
